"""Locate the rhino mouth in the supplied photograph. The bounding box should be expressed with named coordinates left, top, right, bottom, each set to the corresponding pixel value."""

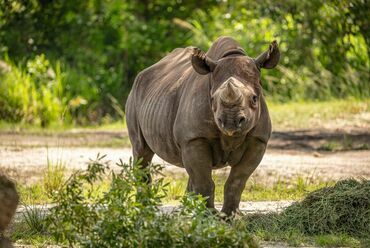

left=224, top=130, right=236, bottom=136
left=219, top=127, right=244, bottom=137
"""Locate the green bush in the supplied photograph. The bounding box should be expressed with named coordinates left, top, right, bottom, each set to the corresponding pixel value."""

left=0, top=0, right=369, bottom=124
left=0, top=55, right=66, bottom=126
left=48, top=155, right=257, bottom=248
left=184, top=1, right=370, bottom=101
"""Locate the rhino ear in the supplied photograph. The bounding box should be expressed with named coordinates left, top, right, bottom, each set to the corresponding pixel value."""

left=255, top=40, right=280, bottom=69
left=191, top=47, right=217, bottom=75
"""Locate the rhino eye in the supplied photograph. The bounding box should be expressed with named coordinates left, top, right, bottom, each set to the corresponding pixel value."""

left=217, top=118, right=224, bottom=128
left=251, top=95, right=258, bottom=105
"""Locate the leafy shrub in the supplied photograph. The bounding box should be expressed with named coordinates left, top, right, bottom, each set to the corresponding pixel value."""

left=1, top=1, right=369, bottom=125
left=0, top=55, right=66, bottom=126
left=48, top=155, right=257, bottom=248
left=184, top=2, right=370, bottom=101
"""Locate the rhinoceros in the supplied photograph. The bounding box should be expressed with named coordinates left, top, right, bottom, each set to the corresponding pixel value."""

left=125, top=36, right=279, bottom=215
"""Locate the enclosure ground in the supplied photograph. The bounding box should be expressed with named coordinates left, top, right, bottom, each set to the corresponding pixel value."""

left=1, top=128, right=369, bottom=185
left=1, top=124, right=369, bottom=248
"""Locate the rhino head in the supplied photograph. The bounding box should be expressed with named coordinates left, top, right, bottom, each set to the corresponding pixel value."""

left=191, top=41, right=280, bottom=137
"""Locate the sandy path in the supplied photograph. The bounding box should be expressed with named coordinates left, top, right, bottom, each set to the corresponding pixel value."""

left=1, top=146, right=369, bottom=183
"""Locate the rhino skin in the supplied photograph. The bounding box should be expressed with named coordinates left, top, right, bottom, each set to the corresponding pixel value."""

left=126, top=36, right=280, bottom=215
left=0, top=174, right=19, bottom=247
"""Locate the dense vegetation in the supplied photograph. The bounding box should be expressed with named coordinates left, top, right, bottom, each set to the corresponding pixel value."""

left=46, top=156, right=257, bottom=247
left=0, top=0, right=369, bottom=125
left=13, top=156, right=369, bottom=247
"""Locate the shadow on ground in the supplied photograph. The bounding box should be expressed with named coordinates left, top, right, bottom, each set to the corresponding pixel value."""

left=0, top=128, right=369, bottom=152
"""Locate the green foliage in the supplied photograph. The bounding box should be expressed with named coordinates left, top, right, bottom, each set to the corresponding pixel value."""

left=0, top=0, right=369, bottom=125
left=12, top=158, right=370, bottom=247
left=184, top=0, right=370, bottom=101
left=48, top=155, right=257, bottom=247
left=0, top=55, right=66, bottom=126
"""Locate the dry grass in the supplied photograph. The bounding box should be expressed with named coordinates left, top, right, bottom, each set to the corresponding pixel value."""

left=244, top=179, right=370, bottom=246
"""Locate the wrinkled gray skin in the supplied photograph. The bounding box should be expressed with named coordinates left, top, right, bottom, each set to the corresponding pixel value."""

left=0, top=174, right=19, bottom=248
left=126, top=36, right=280, bottom=215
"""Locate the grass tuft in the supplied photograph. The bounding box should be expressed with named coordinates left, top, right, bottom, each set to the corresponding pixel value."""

left=43, top=155, right=67, bottom=196
left=281, top=179, right=370, bottom=237
left=245, top=179, right=370, bottom=246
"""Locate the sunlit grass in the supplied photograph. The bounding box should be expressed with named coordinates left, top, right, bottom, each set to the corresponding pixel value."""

left=0, top=120, right=126, bottom=133
left=267, top=98, right=369, bottom=130
left=164, top=173, right=334, bottom=203
left=1, top=99, right=368, bottom=135
left=18, top=168, right=334, bottom=205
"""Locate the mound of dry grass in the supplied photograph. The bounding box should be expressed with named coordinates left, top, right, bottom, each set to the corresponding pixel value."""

left=246, top=179, right=370, bottom=240
left=280, top=179, right=370, bottom=237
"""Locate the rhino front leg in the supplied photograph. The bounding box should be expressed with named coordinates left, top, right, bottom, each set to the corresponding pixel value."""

left=222, top=137, right=267, bottom=215
left=182, top=139, right=215, bottom=208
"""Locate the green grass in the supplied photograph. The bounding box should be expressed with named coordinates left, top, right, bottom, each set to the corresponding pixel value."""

left=165, top=174, right=333, bottom=203
left=11, top=157, right=370, bottom=247
left=314, top=234, right=362, bottom=247
left=1, top=99, right=368, bottom=134
left=0, top=120, right=126, bottom=133
left=10, top=204, right=57, bottom=247
left=18, top=166, right=333, bottom=205
left=319, top=139, right=369, bottom=151
left=43, top=156, right=67, bottom=196
left=267, top=99, right=369, bottom=130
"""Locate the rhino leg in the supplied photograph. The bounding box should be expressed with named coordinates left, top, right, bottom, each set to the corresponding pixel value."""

left=133, top=143, right=154, bottom=183
left=128, top=124, right=154, bottom=182
left=186, top=178, right=193, bottom=192
left=182, top=139, right=215, bottom=208
left=221, top=137, right=267, bottom=215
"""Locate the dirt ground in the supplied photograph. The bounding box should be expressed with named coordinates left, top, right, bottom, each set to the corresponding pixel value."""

left=2, top=127, right=369, bottom=248
left=0, top=128, right=369, bottom=184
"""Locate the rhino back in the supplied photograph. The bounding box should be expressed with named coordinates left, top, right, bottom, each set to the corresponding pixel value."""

left=126, top=47, right=195, bottom=164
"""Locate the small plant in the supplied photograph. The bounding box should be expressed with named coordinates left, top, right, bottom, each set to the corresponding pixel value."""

left=21, top=204, right=48, bottom=235
left=0, top=55, right=66, bottom=126
left=48, top=155, right=257, bottom=247
left=43, top=154, right=66, bottom=196
left=319, top=141, right=340, bottom=151
left=10, top=202, right=55, bottom=246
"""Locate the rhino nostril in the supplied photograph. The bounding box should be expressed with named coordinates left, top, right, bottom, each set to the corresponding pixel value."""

left=237, top=117, right=246, bottom=127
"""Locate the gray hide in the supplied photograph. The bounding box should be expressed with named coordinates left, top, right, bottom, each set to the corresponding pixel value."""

left=126, top=36, right=279, bottom=215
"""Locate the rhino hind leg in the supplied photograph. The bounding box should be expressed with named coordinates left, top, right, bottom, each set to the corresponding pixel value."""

left=126, top=99, right=154, bottom=182
left=129, top=128, right=154, bottom=183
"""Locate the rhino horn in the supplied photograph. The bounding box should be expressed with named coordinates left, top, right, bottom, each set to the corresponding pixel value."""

left=220, top=79, right=242, bottom=104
